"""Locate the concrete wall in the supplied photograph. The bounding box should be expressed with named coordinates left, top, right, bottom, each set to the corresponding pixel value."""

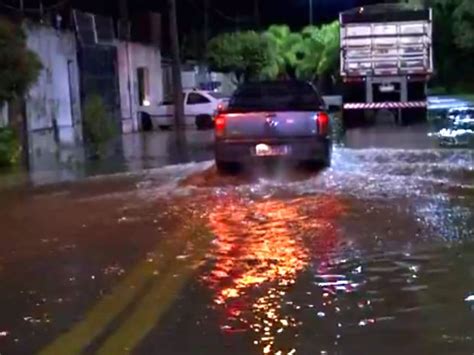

left=25, top=24, right=82, bottom=133
left=161, top=65, right=197, bottom=97
left=117, top=41, right=163, bottom=133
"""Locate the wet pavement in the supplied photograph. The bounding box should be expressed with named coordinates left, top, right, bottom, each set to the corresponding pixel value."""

left=0, top=121, right=473, bottom=354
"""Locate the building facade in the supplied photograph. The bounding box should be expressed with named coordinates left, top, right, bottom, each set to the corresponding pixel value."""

left=25, top=23, right=82, bottom=138
left=117, top=41, right=163, bottom=133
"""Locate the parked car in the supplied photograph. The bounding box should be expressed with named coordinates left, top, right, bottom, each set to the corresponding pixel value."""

left=214, top=81, right=332, bottom=172
left=139, top=89, right=229, bottom=130
left=446, top=106, right=474, bottom=121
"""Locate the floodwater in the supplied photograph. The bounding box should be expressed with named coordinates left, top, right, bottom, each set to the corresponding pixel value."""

left=2, top=95, right=473, bottom=188
left=0, top=127, right=473, bottom=354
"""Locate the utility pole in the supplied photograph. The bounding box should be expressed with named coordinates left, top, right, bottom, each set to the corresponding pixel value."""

left=254, top=0, right=260, bottom=28
left=119, top=0, right=129, bottom=20
left=168, top=0, right=185, bottom=130
left=39, top=1, right=43, bottom=21
left=203, top=0, right=209, bottom=48
left=309, top=0, right=313, bottom=26
left=119, top=0, right=134, bottom=132
left=19, top=0, right=24, bottom=12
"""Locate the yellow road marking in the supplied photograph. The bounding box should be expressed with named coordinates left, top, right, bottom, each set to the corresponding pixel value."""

left=96, top=234, right=210, bottom=355
left=39, top=224, right=200, bottom=355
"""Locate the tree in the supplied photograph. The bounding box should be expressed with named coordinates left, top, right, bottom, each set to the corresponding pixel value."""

left=259, top=22, right=339, bottom=87
left=314, top=22, right=340, bottom=78
left=295, top=21, right=340, bottom=84
left=207, top=31, right=273, bottom=83
left=0, top=17, right=42, bottom=107
left=263, top=25, right=304, bottom=79
left=451, top=0, right=474, bottom=50
left=83, top=95, right=116, bottom=158
left=405, top=0, right=474, bottom=90
left=0, top=17, right=42, bottom=167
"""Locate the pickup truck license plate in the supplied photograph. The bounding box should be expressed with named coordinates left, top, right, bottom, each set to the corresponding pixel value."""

left=254, top=143, right=290, bottom=157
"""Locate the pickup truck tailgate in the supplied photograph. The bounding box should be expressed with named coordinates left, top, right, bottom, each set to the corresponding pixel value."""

left=225, top=112, right=318, bottom=139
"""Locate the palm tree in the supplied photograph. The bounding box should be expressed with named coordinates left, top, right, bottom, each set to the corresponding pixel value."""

left=263, top=25, right=303, bottom=79
left=296, top=21, right=340, bottom=91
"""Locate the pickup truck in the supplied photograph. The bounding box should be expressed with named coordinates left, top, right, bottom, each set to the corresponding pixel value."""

left=139, top=89, right=229, bottom=130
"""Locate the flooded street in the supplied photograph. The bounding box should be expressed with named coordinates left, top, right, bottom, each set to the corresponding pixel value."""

left=0, top=126, right=473, bottom=354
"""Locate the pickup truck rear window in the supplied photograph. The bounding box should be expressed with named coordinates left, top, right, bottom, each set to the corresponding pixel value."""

left=228, top=82, right=324, bottom=112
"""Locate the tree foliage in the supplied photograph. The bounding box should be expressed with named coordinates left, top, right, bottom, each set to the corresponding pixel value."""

left=207, top=31, right=273, bottom=83
left=296, top=22, right=340, bottom=81
left=263, top=25, right=304, bottom=79
left=0, top=127, right=20, bottom=167
left=0, top=17, right=42, bottom=107
left=83, top=95, right=116, bottom=158
left=261, top=21, right=340, bottom=87
left=405, top=0, right=474, bottom=90
left=207, top=22, right=340, bottom=88
left=408, top=0, right=474, bottom=50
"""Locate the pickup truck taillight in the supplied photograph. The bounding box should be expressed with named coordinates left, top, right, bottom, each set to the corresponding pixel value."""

left=215, top=114, right=226, bottom=137
left=316, top=112, right=330, bottom=136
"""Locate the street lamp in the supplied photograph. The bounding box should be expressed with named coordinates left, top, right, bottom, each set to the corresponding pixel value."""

left=309, top=0, right=313, bottom=25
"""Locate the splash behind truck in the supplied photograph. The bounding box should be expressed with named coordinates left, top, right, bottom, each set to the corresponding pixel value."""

left=340, top=4, right=433, bottom=127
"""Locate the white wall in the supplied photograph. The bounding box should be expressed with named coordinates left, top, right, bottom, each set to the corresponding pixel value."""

left=117, top=41, right=163, bottom=133
left=181, top=70, right=198, bottom=90
left=25, top=24, right=81, bottom=133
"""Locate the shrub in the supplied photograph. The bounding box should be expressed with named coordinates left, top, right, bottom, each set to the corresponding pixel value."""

left=83, top=95, right=116, bottom=157
left=0, top=17, right=42, bottom=106
left=0, top=127, right=20, bottom=167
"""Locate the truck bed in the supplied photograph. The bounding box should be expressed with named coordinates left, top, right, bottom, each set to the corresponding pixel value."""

left=340, top=4, right=432, bottom=77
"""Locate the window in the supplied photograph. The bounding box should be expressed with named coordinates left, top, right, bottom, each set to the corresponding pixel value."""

left=137, top=67, right=150, bottom=106
left=161, top=93, right=186, bottom=106
left=208, top=92, right=228, bottom=99
left=187, top=93, right=211, bottom=105
left=229, top=82, right=323, bottom=111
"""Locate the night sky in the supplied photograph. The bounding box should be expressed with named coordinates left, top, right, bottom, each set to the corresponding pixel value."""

left=2, top=0, right=385, bottom=31
left=1, top=0, right=385, bottom=54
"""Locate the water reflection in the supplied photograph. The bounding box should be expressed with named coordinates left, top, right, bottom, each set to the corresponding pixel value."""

left=22, top=129, right=215, bottom=186
left=202, top=195, right=347, bottom=354
left=195, top=180, right=474, bottom=354
left=428, top=98, right=474, bottom=148
left=27, top=128, right=86, bottom=185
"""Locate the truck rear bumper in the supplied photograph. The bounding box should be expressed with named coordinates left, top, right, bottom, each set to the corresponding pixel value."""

left=215, top=137, right=331, bottom=163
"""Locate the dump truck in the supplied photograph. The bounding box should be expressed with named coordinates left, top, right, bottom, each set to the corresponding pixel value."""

left=340, top=4, right=433, bottom=127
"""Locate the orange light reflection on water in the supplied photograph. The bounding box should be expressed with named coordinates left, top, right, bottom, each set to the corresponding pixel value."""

left=201, top=195, right=346, bottom=354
